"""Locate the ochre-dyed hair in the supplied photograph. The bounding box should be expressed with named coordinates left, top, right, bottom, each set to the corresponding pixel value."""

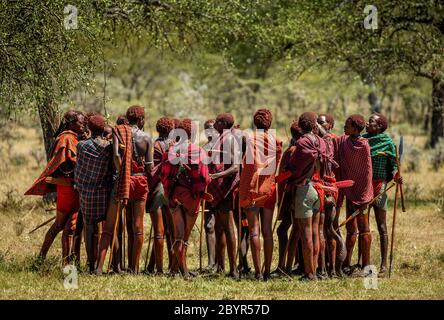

left=126, top=105, right=145, bottom=124
left=116, top=115, right=129, bottom=125
left=319, top=113, right=335, bottom=129
left=88, top=114, right=106, bottom=134
left=204, top=119, right=215, bottom=129
left=290, top=120, right=303, bottom=140
left=86, top=111, right=99, bottom=119
left=298, top=112, right=318, bottom=132
left=373, top=112, right=388, bottom=132
left=178, top=118, right=193, bottom=138
left=156, top=117, right=174, bottom=135
left=172, top=118, right=181, bottom=128
left=347, top=114, right=366, bottom=132
left=253, top=108, right=273, bottom=130
left=216, top=113, right=234, bottom=128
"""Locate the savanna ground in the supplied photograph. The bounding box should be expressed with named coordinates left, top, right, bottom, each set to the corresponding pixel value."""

left=0, top=122, right=443, bottom=300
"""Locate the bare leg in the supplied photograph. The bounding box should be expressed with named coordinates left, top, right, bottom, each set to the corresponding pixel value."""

left=39, top=210, right=71, bottom=261
left=130, top=200, right=145, bottom=273
left=150, top=207, right=165, bottom=273
left=246, top=209, right=261, bottom=279
left=94, top=200, right=119, bottom=274
left=297, top=218, right=316, bottom=280
left=374, top=206, right=388, bottom=274
left=204, top=210, right=216, bottom=271
left=260, top=208, right=274, bottom=280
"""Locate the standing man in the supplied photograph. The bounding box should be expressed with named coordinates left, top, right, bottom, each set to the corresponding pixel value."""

left=95, top=105, right=152, bottom=275
left=208, top=113, right=241, bottom=278
left=145, top=117, right=175, bottom=274
left=25, top=110, right=85, bottom=266
left=202, top=119, right=218, bottom=273
left=334, top=114, right=373, bottom=276
left=162, top=119, right=212, bottom=280
left=239, top=109, right=282, bottom=280
left=363, top=113, right=401, bottom=275
left=75, top=114, right=113, bottom=272
left=124, top=106, right=153, bottom=273
left=286, top=112, right=328, bottom=281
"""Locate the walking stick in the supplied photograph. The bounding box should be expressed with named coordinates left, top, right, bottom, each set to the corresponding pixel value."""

left=122, top=207, right=126, bottom=270
left=389, top=146, right=401, bottom=278
left=28, top=216, right=56, bottom=234
left=107, top=200, right=121, bottom=273
left=336, top=182, right=396, bottom=231
left=398, top=136, right=406, bottom=212
left=144, top=223, right=153, bottom=271
left=199, top=187, right=208, bottom=272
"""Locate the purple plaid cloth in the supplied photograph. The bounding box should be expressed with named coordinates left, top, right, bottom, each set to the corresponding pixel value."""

left=75, top=138, right=113, bottom=224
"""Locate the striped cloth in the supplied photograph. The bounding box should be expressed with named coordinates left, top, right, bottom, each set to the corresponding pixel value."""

left=75, top=138, right=113, bottom=224
left=334, top=135, right=373, bottom=205
left=113, top=125, right=132, bottom=201
left=25, top=130, right=78, bottom=196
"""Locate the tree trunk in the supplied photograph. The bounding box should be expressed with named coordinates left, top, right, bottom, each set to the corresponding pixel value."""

left=430, top=78, right=444, bottom=148
left=37, top=95, right=60, bottom=160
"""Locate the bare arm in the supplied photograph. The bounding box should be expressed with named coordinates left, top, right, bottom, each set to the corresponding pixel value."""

left=210, top=135, right=239, bottom=179
left=145, top=135, right=153, bottom=176
left=113, top=133, right=122, bottom=172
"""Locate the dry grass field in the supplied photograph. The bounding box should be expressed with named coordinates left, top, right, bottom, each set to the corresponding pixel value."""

left=0, top=123, right=443, bottom=300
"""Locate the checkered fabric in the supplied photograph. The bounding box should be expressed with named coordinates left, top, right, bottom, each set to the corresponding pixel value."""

left=362, top=133, right=397, bottom=181
left=113, top=125, right=132, bottom=201
left=75, top=138, right=113, bottom=224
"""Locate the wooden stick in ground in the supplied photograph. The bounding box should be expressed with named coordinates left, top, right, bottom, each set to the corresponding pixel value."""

left=199, top=188, right=208, bottom=272
left=389, top=180, right=400, bottom=278
left=144, top=223, right=153, bottom=271
left=107, top=200, right=121, bottom=273
left=237, top=197, right=242, bottom=280
left=389, top=146, right=402, bottom=278
left=122, top=206, right=126, bottom=270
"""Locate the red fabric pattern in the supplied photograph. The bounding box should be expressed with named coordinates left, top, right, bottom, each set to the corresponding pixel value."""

left=334, top=135, right=373, bottom=205
left=25, top=131, right=78, bottom=196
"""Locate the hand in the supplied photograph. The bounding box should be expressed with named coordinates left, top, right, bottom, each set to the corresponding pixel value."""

left=209, top=173, right=218, bottom=180
left=394, top=172, right=403, bottom=184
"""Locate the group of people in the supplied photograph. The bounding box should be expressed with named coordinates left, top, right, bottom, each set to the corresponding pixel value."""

left=25, top=105, right=402, bottom=281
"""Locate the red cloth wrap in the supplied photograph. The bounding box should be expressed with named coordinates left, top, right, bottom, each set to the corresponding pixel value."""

left=129, top=160, right=148, bottom=201
left=56, top=184, right=79, bottom=214
left=25, top=131, right=78, bottom=196
left=334, top=135, right=373, bottom=205
left=239, top=131, right=282, bottom=208
left=161, top=142, right=211, bottom=200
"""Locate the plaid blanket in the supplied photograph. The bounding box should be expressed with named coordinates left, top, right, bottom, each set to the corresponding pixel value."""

left=113, top=125, right=132, bottom=201
left=362, top=132, right=397, bottom=181
left=239, top=131, right=282, bottom=208
left=25, top=131, right=78, bottom=196
left=206, top=129, right=240, bottom=208
left=161, top=142, right=211, bottom=199
left=334, top=135, right=373, bottom=205
left=75, top=138, right=113, bottom=224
